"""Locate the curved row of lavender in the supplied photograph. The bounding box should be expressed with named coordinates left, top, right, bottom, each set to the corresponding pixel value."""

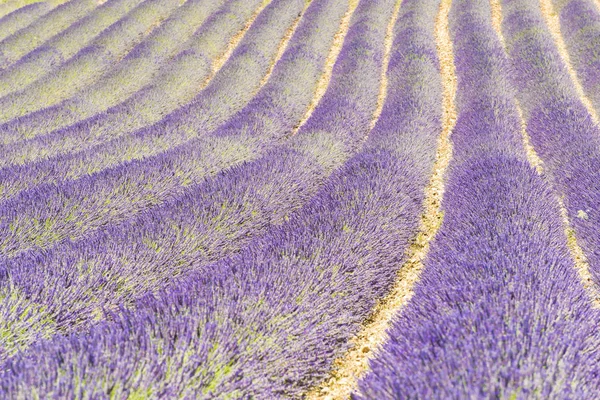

left=0, top=0, right=66, bottom=20
left=0, top=1, right=51, bottom=43
left=0, top=0, right=336, bottom=257
left=0, top=0, right=100, bottom=69
left=2, top=0, right=599, bottom=396
left=0, top=0, right=366, bottom=390
left=0, top=0, right=445, bottom=395
left=552, top=0, right=600, bottom=115
left=355, top=0, right=600, bottom=397
left=501, top=0, right=600, bottom=285
left=0, top=0, right=184, bottom=124
left=0, top=0, right=343, bottom=357
left=0, top=0, right=145, bottom=99
left=0, top=0, right=263, bottom=153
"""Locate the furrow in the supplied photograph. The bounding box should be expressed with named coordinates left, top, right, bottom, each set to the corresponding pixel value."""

left=197, top=0, right=271, bottom=92
left=489, top=2, right=548, bottom=176
left=256, top=4, right=304, bottom=89
left=515, top=100, right=544, bottom=173
left=292, top=0, right=359, bottom=134
left=369, top=0, right=402, bottom=131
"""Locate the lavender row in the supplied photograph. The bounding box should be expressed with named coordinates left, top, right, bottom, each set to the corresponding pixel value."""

left=0, top=0, right=69, bottom=19
left=501, top=0, right=600, bottom=285
left=0, top=1, right=47, bottom=20
left=0, top=2, right=384, bottom=366
left=356, top=0, right=600, bottom=397
left=0, top=0, right=266, bottom=156
left=0, top=0, right=182, bottom=124
left=0, top=0, right=145, bottom=99
left=0, top=1, right=50, bottom=43
left=0, top=0, right=99, bottom=70
left=0, top=0, right=289, bottom=199
left=0, top=0, right=433, bottom=395
left=0, top=0, right=339, bottom=256
left=356, top=161, right=600, bottom=397
left=0, top=0, right=290, bottom=202
left=0, top=0, right=359, bottom=339
left=0, top=0, right=237, bottom=149
left=552, top=0, right=600, bottom=115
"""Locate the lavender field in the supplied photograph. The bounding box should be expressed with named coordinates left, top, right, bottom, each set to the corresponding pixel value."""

left=0, top=0, right=599, bottom=398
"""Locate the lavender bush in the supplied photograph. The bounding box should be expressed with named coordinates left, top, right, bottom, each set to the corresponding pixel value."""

left=0, top=0, right=145, bottom=98
left=0, top=0, right=248, bottom=147
left=0, top=0, right=599, bottom=397
left=356, top=0, right=600, bottom=397
left=0, top=2, right=51, bottom=43
left=0, top=0, right=100, bottom=69
left=0, top=0, right=343, bottom=256
left=0, top=0, right=183, bottom=123
left=0, top=0, right=382, bottom=356
left=502, top=0, right=600, bottom=286
left=0, top=0, right=444, bottom=396
left=551, top=0, right=600, bottom=114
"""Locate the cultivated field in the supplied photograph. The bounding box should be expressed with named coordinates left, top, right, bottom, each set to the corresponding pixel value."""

left=0, top=0, right=599, bottom=398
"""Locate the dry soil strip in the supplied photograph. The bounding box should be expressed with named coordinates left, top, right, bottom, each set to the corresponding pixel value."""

left=257, top=5, right=307, bottom=88
left=538, top=0, right=600, bottom=125
left=490, top=0, right=600, bottom=307
left=292, top=0, right=360, bottom=135
left=305, top=0, right=457, bottom=398
left=198, top=0, right=272, bottom=91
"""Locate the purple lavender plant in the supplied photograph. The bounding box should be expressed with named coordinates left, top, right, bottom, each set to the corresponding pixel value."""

left=0, top=0, right=281, bottom=162
left=0, top=0, right=343, bottom=256
left=0, top=0, right=390, bottom=356
left=0, top=0, right=146, bottom=98
left=0, top=0, right=100, bottom=69
left=501, top=0, right=600, bottom=286
left=0, top=0, right=183, bottom=123
left=0, top=0, right=244, bottom=147
left=355, top=0, right=600, bottom=397
left=0, top=2, right=51, bottom=43
left=0, top=0, right=445, bottom=396
left=552, top=0, right=600, bottom=114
